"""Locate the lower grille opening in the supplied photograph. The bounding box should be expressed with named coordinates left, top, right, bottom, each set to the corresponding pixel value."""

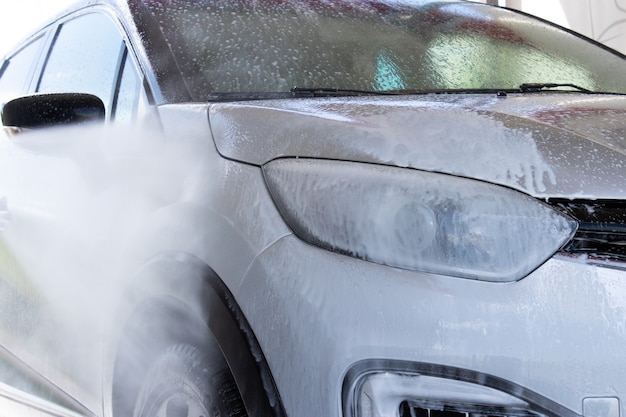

left=399, top=400, right=544, bottom=417
left=345, top=367, right=569, bottom=417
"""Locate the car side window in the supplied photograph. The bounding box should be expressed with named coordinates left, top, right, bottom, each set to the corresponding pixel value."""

left=37, top=13, right=129, bottom=120
left=113, top=49, right=141, bottom=124
left=0, top=37, right=45, bottom=102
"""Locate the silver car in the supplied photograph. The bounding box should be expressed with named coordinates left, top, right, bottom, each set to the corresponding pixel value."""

left=1, top=1, right=626, bottom=417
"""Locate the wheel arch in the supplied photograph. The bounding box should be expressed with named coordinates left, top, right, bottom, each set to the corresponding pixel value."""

left=107, top=251, right=285, bottom=417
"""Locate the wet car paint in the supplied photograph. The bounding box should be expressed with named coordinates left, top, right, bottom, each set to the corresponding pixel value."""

left=1, top=1, right=626, bottom=417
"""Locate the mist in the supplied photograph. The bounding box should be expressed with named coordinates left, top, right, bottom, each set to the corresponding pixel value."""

left=0, top=121, right=222, bottom=415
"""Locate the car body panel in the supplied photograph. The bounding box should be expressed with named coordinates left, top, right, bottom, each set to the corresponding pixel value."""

left=241, top=235, right=626, bottom=416
left=210, top=94, right=626, bottom=199
left=0, top=382, right=88, bottom=417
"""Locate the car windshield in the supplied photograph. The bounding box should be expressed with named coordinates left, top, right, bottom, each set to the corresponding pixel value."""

left=138, top=0, right=626, bottom=101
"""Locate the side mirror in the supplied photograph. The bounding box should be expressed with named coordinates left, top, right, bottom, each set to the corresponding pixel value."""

left=1, top=93, right=105, bottom=130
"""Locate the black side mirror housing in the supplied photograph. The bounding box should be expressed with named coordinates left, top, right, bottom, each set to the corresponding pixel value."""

left=1, top=93, right=105, bottom=130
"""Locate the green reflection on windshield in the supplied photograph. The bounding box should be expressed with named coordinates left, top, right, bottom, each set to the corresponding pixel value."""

left=426, top=33, right=594, bottom=91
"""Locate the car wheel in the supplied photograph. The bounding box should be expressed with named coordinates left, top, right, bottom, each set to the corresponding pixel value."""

left=133, top=343, right=247, bottom=417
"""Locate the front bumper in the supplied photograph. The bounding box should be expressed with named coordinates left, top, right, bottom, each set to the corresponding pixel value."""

left=238, top=235, right=626, bottom=417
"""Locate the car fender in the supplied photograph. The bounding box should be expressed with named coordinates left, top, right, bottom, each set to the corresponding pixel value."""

left=103, top=251, right=285, bottom=417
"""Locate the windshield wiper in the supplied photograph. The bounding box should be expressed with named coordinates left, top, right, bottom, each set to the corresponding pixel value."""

left=205, top=88, right=400, bottom=101
left=206, top=83, right=606, bottom=102
left=207, top=91, right=294, bottom=101
left=290, top=87, right=400, bottom=97
left=519, top=83, right=593, bottom=93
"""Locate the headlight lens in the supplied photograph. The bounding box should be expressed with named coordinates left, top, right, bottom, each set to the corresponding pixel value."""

left=263, top=159, right=576, bottom=282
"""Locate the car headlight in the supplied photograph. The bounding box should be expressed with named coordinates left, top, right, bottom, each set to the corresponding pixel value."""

left=263, top=159, right=576, bottom=282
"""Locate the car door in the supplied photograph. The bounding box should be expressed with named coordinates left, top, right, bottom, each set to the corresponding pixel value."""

left=0, top=8, right=146, bottom=416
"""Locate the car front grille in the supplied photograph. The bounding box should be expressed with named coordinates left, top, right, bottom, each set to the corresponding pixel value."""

left=399, top=400, right=545, bottom=417
left=550, top=199, right=626, bottom=265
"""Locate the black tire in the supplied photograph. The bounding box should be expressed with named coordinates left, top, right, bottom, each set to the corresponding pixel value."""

left=133, top=343, right=247, bottom=417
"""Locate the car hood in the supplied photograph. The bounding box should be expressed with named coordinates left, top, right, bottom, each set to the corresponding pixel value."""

left=209, top=94, right=626, bottom=199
